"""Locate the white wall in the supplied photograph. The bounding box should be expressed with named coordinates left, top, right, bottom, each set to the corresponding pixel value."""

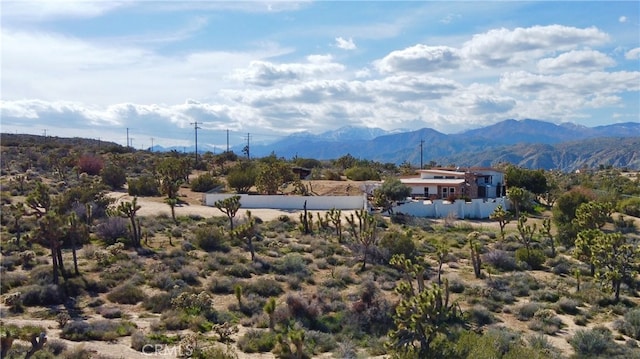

left=393, top=197, right=509, bottom=219
left=204, top=194, right=367, bottom=210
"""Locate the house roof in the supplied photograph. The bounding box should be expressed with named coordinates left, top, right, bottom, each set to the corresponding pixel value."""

left=400, top=178, right=466, bottom=185
left=416, top=169, right=466, bottom=176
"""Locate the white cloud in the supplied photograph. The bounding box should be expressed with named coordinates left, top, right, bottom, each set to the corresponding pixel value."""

left=1, top=29, right=290, bottom=104
left=1, top=0, right=133, bottom=21
left=537, top=50, right=616, bottom=73
left=619, top=16, right=627, bottom=23
left=626, top=48, right=640, bottom=60
left=376, top=45, right=461, bottom=73
left=462, top=25, right=610, bottom=67
left=335, top=37, right=357, bottom=50
left=232, top=55, right=346, bottom=87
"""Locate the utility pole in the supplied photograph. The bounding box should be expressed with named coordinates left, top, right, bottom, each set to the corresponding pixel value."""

left=150, top=137, right=154, bottom=152
left=243, top=132, right=251, bottom=159
left=419, top=139, right=425, bottom=169
left=126, top=128, right=130, bottom=148
left=190, top=121, right=201, bottom=167
left=226, top=129, right=229, bottom=153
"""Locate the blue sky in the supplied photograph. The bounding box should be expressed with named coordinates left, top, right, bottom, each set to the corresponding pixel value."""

left=1, top=1, right=639, bottom=149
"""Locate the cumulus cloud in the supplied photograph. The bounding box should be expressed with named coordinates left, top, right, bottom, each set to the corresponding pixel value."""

left=232, top=55, right=346, bottom=87
left=376, top=44, right=461, bottom=73
left=537, top=50, right=616, bottom=72
left=500, top=71, right=640, bottom=95
left=335, top=37, right=357, bottom=50
left=626, top=47, right=640, bottom=60
left=462, top=25, right=610, bottom=67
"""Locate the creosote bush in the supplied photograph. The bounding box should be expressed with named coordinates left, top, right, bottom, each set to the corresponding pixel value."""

left=107, top=282, right=148, bottom=304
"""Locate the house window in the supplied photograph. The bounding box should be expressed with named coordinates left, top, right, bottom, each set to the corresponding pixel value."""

left=450, top=187, right=455, bottom=194
left=424, top=187, right=429, bottom=197
left=434, top=176, right=443, bottom=179
left=442, top=187, right=448, bottom=198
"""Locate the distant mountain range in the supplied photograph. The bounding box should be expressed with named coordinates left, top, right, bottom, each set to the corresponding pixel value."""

left=150, top=119, right=640, bottom=171
left=230, top=119, right=638, bottom=171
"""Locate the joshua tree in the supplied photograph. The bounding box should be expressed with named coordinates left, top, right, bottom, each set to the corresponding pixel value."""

left=215, top=195, right=241, bottom=231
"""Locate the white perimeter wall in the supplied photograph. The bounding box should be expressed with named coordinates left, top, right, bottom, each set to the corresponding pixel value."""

left=394, top=197, right=509, bottom=219
left=204, top=194, right=367, bottom=210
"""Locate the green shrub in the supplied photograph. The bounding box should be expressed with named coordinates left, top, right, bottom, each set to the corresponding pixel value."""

left=107, top=283, right=147, bottom=304
left=483, top=249, right=518, bottom=271
left=237, top=329, right=277, bottom=353
left=193, top=226, right=229, bottom=252
left=190, top=173, right=221, bottom=192
left=101, top=164, right=126, bottom=189
left=274, top=253, right=310, bottom=276
left=143, top=293, right=174, bottom=313
left=243, top=279, right=284, bottom=297
left=469, top=305, right=496, bottom=327
left=556, top=297, right=580, bottom=315
left=21, top=284, right=65, bottom=306
left=621, top=308, right=640, bottom=340
left=61, top=320, right=136, bottom=341
left=570, top=327, right=614, bottom=356
left=127, top=175, right=160, bottom=196
left=344, top=166, right=380, bottom=181
left=209, top=277, right=237, bottom=294
left=618, top=197, right=640, bottom=217
left=532, top=289, right=559, bottom=303
left=517, top=302, right=542, bottom=321
left=515, top=248, right=545, bottom=269
left=224, top=263, right=253, bottom=278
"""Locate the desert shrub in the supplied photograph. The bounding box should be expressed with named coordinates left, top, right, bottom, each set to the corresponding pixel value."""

left=449, top=279, right=465, bottom=293
left=618, top=197, right=640, bottom=217
left=46, top=339, right=67, bottom=356
left=556, top=297, right=581, bottom=315
left=127, top=175, right=160, bottom=196
left=322, top=169, right=342, bottom=181
left=532, top=289, right=560, bottom=303
left=243, top=279, right=284, bottom=297
left=483, top=249, right=517, bottom=271
left=209, top=277, right=237, bottom=294
left=237, top=329, right=277, bottom=353
left=224, top=263, right=253, bottom=278
left=193, top=226, right=229, bottom=252
left=1, top=272, right=27, bottom=292
left=344, top=166, right=380, bottom=181
left=61, top=320, right=136, bottom=341
left=99, top=306, right=123, bottom=319
left=507, top=272, right=540, bottom=297
left=529, top=308, right=563, bottom=335
left=570, top=327, right=615, bottom=356
left=306, top=330, right=338, bottom=353
left=515, top=248, right=546, bottom=270
left=517, top=302, right=543, bottom=321
left=78, top=154, right=104, bottom=175
left=95, top=217, right=129, bottom=245
left=274, top=253, right=310, bottom=276
left=159, top=309, right=191, bottom=330
left=548, top=256, right=572, bottom=276
left=143, top=292, right=174, bottom=313
left=106, top=282, right=147, bottom=304
left=101, top=164, right=126, bottom=189
left=21, top=284, right=65, bottom=306
left=379, top=231, right=417, bottom=261
left=178, top=266, right=201, bottom=285
left=469, top=305, right=497, bottom=327
left=620, top=308, right=640, bottom=340
left=190, top=173, right=221, bottom=192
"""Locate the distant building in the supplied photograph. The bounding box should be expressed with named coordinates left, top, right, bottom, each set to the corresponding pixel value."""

left=400, top=167, right=506, bottom=200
